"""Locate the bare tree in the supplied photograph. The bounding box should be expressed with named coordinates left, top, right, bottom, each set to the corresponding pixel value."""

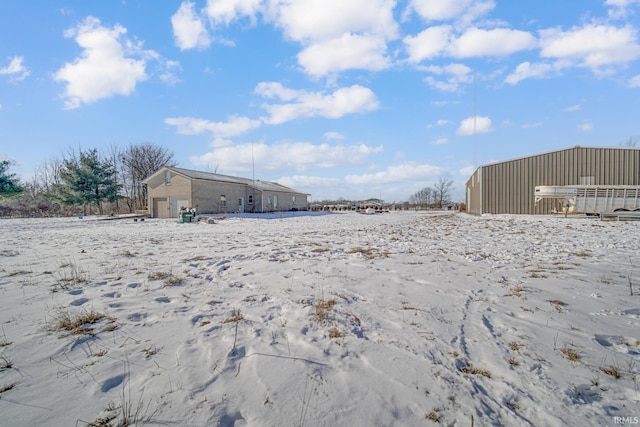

left=32, top=158, right=63, bottom=195
left=409, top=187, right=433, bottom=209
left=433, top=177, right=454, bottom=209
left=120, top=142, right=176, bottom=211
left=621, top=136, right=639, bottom=147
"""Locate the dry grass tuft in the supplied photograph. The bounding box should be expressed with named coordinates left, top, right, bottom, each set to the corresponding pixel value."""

left=425, top=411, right=441, bottom=423
left=56, top=260, right=89, bottom=289
left=142, top=345, right=159, bottom=359
left=509, top=341, right=524, bottom=351
left=571, top=250, right=590, bottom=257
left=147, top=271, right=170, bottom=280
left=311, top=247, right=331, bottom=253
left=505, top=285, right=528, bottom=297
left=51, top=308, right=114, bottom=336
left=401, top=301, right=418, bottom=311
left=163, top=275, right=183, bottom=286
left=560, top=345, right=581, bottom=362
left=508, top=357, right=520, bottom=367
left=222, top=310, right=245, bottom=324
left=547, top=299, right=568, bottom=312
left=507, top=401, right=520, bottom=411
left=600, top=365, right=623, bottom=379
left=346, top=247, right=375, bottom=258
left=328, top=327, right=344, bottom=339
left=460, top=363, right=492, bottom=378
left=313, top=298, right=336, bottom=323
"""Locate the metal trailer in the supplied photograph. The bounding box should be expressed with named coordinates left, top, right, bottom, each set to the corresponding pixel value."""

left=534, top=185, right=640, bottom=215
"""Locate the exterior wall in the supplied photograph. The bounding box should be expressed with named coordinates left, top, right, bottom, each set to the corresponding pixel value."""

left=191, top=180, right=251, bottom=214
left=146, top=172, right=192, bottom=218
left=191, top=182, right=308, bottom=213
left=465, top=168, right=482, bottom=215
left=260, top=191, right=308, bottom=212
left=466, top=147, right=640, bottom=215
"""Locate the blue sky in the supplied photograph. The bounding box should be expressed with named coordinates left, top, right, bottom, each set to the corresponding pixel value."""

left=1, top=0, right=639, bottom=202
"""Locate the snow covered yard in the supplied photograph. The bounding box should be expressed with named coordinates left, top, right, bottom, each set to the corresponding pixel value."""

left=0, top=211, right=638, bottom=426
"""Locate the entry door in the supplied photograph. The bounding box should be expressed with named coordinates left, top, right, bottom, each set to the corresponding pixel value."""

left=153, top=198, right=169, bottom=218
left=172, top=198, right=189, bottom=218
left=238, top=197, right=244, bottom=213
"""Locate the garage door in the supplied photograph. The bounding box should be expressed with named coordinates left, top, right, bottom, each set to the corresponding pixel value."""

left=153, top=198, right=170, bottom=218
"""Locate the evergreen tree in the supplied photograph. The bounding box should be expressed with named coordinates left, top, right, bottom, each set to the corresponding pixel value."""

left=54, top=149, right=121, bottom=214
left=0, top=159, right=23, bottom=198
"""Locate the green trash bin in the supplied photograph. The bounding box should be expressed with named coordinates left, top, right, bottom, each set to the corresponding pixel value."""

left=179, top=212, right=193, bottom=223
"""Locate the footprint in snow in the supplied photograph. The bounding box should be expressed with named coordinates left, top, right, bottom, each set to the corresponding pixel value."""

left=101, top=374, right=125, bottom=393
left=70, top=298, right=89, bottom=306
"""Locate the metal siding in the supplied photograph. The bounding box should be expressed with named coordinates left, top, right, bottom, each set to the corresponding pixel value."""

left=466, top=147, right=640, bottom=215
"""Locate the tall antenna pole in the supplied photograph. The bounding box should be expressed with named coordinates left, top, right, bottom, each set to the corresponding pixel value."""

left=473, top=71, right=477, bottom=169
left=251, top=142, right=255, bottom=213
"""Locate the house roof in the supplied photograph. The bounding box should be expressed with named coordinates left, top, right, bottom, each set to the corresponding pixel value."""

left=144, top=166, right=308, bottom=195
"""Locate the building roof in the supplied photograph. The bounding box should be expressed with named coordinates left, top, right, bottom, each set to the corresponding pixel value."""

left=476, top=145, right=640, bottom=170
left=144, top=166, right=308, bottom=195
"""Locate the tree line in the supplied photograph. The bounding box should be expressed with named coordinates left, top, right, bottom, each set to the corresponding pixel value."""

left=0, top=143, right=175, bottom=217
left=408, top=177, right=454, bottom=209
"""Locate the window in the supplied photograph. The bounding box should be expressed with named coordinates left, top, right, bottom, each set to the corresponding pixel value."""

left=165, top=171, right=171, bottom=185
left=220, top=195, right=226, bottom=207
left=292, top=195, right=296, bottom=204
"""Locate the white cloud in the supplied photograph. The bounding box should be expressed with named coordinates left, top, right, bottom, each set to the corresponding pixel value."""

left=0, top=56, right=30, bottom=82
left=430, top=137, right=449, bottom=145
left=605, top=0, right=640, bottom=19
left=563, top=104, right=582, bottom=112
left=406, top=0, right=495, bottom=24
left=522, top=122, right=543, bottom=129
left=629, top=74, right=640, bottom=87
left=456, top=116, right=493, bottom=135
left=172, top=1, right=211, bottom=50
left=204, top=0, right=263, bottom=25
left=448, top=27, right=536, bottom=58
left=297, top=34, right=390, bottom=77
left=404, top=26, right=452, bottom=62
left=167, top=83, right=379, bottom=141
left=505, top=61, right=554, bottom=85
left=404, top=26, right=535, bottom=63
left=278, top=175, right=342, bottom=189
left=165, top=115, right=261, bottom=139
left=577, top=121, right=594, bottom=132
left=424, top=63, right=472, bottom=91
left=324, top=131, right=345, bottom=141
left=269, top=0, right=397, bottom=43
left=460, top=165, right=475, bottom=176
left=256, top=83, right=380, bottom=125
left=539, top=24, right=640, bottom=72
left=190, top=141, right=383, bottom=173
left=54, top=17, right=148, bottom=109
left=345, top=162, right=444, bottom=185
left=159, top=60, right=182, bottom=85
